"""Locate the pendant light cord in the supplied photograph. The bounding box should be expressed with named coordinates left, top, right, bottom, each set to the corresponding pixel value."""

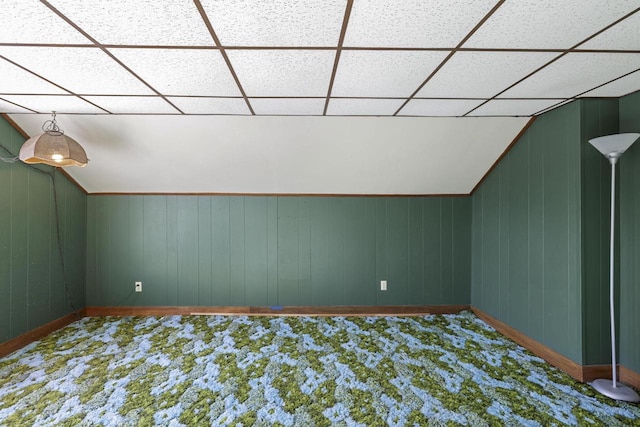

left=0, top=143, right=80, bottom=319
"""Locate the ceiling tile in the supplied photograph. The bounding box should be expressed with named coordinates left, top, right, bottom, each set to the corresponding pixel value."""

left=465, top=1, right=639, bottom=49
left=0, top=98, right=34, bottom=113
left=398, top=99, right=483, bottom=116
left=111, top=48, right=241, bottom=96
left=580, top=70, right=640, bottom=97
left=226, top=50, right=335, bottom=97
left=251, top=98, right=325, bottom=115
left=0, top=47, right=154, bottom=95
left=331, top=51, right=448, bottom=97
left=47, top=0, right=213, bottom=46
left=0, top=58, right=66, bottom=95
left=326, top=98, right=404, bottom=116
left=501, top=53, right=640, bottom=98
left=580, top=12, right=640, bottom=50
left=0, top=0, right=89, bottom=44
left=83, top=96, right=180, bottom=114
left=417, top=52, right=557, bottom=98
left=345, top=0, right=495, bottom=47
left=167, top=97, right=250, bottom=115
left=0, top=95, right=105, bottom=114
left=468, top=99, right=562, bottom=116
left=200, top=0, right=345, bottom=46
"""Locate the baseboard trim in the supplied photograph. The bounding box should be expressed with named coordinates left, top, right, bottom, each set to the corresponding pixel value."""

left=85, top=304, right=470, bottom=317
left=471, top=306, right=585, bottom=381
left=471, top=306, right=640, bottom=388
left=0, top=309, right=86, bottom=358
left=620, top=365, right=640, bottom=390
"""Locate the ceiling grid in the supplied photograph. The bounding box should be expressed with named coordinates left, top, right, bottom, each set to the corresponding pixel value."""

left=0, top=0, right=639, bottom=194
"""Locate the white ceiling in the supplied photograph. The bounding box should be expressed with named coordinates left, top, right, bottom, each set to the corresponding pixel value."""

left=1, top=1, right=639, bottom=194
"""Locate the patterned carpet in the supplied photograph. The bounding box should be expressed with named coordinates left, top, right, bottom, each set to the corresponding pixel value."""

left=0, top=311, right=639, bottom=426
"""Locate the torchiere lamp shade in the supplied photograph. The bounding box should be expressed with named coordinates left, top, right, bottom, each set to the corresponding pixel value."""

left=19, top=131, right=88, bottom=167
left=588, top=133, right=639, bottom=159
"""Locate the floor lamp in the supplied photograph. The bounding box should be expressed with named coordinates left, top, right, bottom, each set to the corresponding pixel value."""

left=588, top=133, right=640, bottom=403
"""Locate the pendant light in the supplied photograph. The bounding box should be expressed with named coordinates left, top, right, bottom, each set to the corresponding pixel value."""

left=19, top=111, right=88, bottom=167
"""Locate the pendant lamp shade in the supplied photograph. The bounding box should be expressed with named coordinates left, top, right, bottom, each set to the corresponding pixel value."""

left=18, top=112, right=88, bottom=168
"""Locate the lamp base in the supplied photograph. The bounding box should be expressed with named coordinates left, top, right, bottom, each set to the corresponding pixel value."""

left=592, top=378, right=640, bottom=402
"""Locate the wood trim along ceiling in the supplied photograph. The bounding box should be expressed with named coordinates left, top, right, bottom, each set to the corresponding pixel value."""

left=0, top=309, right=86, bottom=358
left=464, top=6, right=640, bottom=116
left=40, top=0, right=183, bottom=114
left=192, top=0, right=255, bottom=115
left=322, top=0, right=354, bottom=115
left=393, top=0, right=506, bottom=116
left=0, top=3, right=637, bottom=116
left=469, top=116, right=537, bottom=195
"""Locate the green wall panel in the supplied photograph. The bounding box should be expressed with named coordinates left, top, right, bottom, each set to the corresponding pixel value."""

left=580, top=98, right=620, bottom=365
left=0, top=116, right=86, bottom=344
left=86, top=195, right=471, bottom=308
left=471, top=102, right=584, bottom=364
left=619, top=90, right=640, bottom=373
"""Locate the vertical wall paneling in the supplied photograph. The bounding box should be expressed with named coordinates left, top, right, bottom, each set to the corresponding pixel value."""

left=211, top=197, right=230, bottom=306
left=244, top=197, right=268, bottom=306
left=471, top=101, right=584, bottom=364
left=0, top=115, right=86, bottom=344
left=87, top=195, right=471, bottom=308
left=229, top=197, right=245, bottom=305
left=423, top=198, right=442, bottom=304
left=143, top=196, right=168, bottom=306
left=619, top=90, right=640, bottom=372
left=580, top=99, right=619, bottom=365
left=198, top=197, right=213, bottom=305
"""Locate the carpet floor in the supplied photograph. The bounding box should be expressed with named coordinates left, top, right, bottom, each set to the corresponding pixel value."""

left=0, top=311, right=639, bottom=426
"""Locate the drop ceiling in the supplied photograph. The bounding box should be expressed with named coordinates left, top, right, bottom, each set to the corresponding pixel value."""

left=1, top=1, right=639, bottom=194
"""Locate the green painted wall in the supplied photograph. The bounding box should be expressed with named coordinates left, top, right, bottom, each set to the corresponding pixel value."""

left=0, top=117, right=87, bottom=343
left=471, top=102, right=584, bottom=363
left=86, top=195, right=471, bottom=307
left=619, top=90, right=640, bottom=373
left=471, top=99, right=621, bottom=365
left=579, top=99, right=620, bottom=366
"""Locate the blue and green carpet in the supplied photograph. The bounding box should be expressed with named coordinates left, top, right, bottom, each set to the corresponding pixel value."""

left=1, top=311, right=639, bottom=426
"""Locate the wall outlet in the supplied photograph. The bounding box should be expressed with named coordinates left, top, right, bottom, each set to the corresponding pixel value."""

left=135, top=281, right=142, bottom=292
left=380, top=280, right=387, bottom=291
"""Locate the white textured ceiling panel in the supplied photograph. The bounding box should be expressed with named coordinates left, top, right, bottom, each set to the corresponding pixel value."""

left=326, top=98, right=404, bottom=116
left=0, top=0, right=89, bottom=44
left=331, top=51, right=448, bottom=97
left=83, top=96, right=179, bottom=114
left=465, top=1, right=638, bottom=49
left=111, top=49, right=241, bottom=96
left=398, top=99, right=483, bottom=117
left=9, top=115, right=529, bottom=194
left=502, top=53, right=640, bottom=98
left=580, top=71, right=640, bottom=97
left=468, top=99, right=562, bottom=117
left=345, top=0, right=495, bottom=47
left=580, top=12, right=640, bottom=50
left=0, top=98, right=33, bottom=113
left=417, top=52, right=557, bottom=98
left=0, top=59, right=66, bottom=95
left=200, top=0, right=345, bottom=46
left=0, top=47, right=153, bottom=95
left=250, top=98, right=325, bottom=115
left=47, top=0, right=213, bottom=46
left=1, top=95, right=105, bottom=114
left=167, top=97, right=250, bottom=115
left=227, top=50, right=335, bottom=97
